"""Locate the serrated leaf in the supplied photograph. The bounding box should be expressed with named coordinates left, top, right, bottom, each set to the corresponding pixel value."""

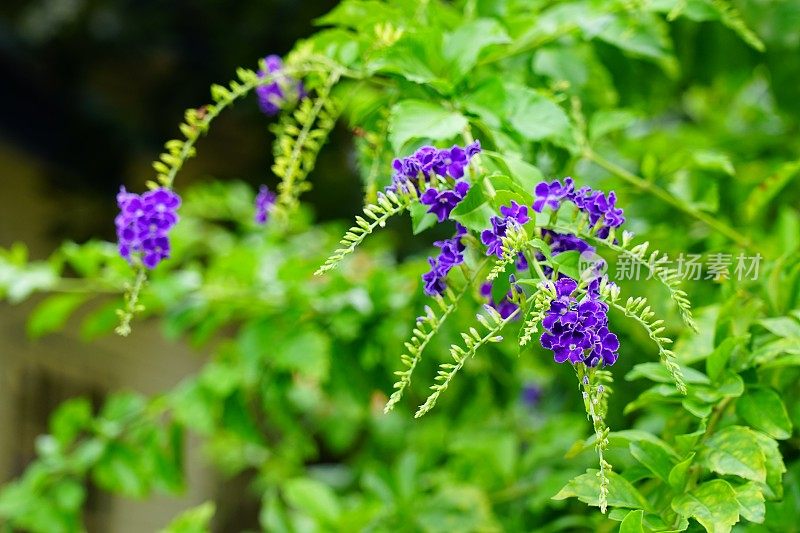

left=449, top=184, right=496, bottom=233
left=701, top=426, right=766, bottom=483
left=619, top=509, right=645, bottom=533
left=505, top=85, right=575, bottom=149
left=736, top=387, right=792, bottom=440
left=444, top=18, right=511, bottom=79
left=553, top=470, right=650, bottom=510
left=733, top=482, right=765, bottom=524
left=668, top=453, right=695, bottom=491
left=672, top=479, right=740, bottom=533
left=389, top=100, right=467, bottom=151
left=630, top=441, right=676, bottom=483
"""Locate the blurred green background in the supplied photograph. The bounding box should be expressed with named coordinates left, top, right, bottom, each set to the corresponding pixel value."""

left=1, top=0, right=800, bottom=531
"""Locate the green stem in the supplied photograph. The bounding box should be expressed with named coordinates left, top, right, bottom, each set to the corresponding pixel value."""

left=583, top=148, right=759, bottom=253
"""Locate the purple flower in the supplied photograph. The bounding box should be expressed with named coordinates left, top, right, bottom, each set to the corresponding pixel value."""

left=500, top=201, right=530, bottom=225
left=422, top=258, right=448, bottom=296
left=520, top=383, right=542, bottom=408
left=582, top=190, right=625, bottom=238
left=116, top=186, right=181, bottom=269
left=465, top=140, right=481, bottom=158
left=538, top=275, right=619, bottom=367
left=432, top=145, right=469, bottom=178
left=255, top=185, right=276, bottom=224
left=481, top=216, right=508, bottom=258
left=420, top=181, right=470, bottom=222
left=256, top=55, right=304, bottom=116
left=532, top=178, right=574, bottom=212
left=420, top=225, right=467, bottom=296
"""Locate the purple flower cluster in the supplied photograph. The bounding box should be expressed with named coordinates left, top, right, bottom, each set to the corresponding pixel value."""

left=540, top=278, right=619, bottom=367
left=256, top=55, right=304, bottom=116
left=422, top=224, right=467, bottom=296
left=532, top=178, right=625, bottom=238
left=255, top=185, right=276, bottom=224
left=387, top=141, right=481, bottom=194
left=481, top=201, right=530, bottom=258
left=116, top=186, right=181, bottom=269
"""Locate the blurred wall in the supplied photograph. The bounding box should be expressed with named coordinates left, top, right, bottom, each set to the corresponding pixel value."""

left=0, top=1, right=345, bottom=530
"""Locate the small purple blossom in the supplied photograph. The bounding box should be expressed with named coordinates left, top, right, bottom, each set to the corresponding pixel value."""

left=420, top=181, right=470, bottom=222
left=520, top=383, right=542, bottom=408
left=255, top=185, right=276, bottom=224
left=116, top=186, right=181, bottom=269
left=574, top=189, right=625, bottom=238
left=256, top=55, right=304, bottom=116
left=532, top=178, right=574, bottom=212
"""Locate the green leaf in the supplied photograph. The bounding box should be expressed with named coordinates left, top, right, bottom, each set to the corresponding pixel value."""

left=92, top=443, right=149, bottom=497
left=505, top=85, right=575, bottom=148
left=626, top=362, right=710, bottom=385
left=50, top=398, right=93, bottom=448
left=487, top=174, right=534, bottom=205
left=750, top=430, right=786, bottom=500
left=550, top=251, right=581, bottom=280
left=161, top=502, right=216, bottom=533
left=733, top=482, right=765, bottom=524
left=410, top=202, right=438, bottom=235
left=449, top=184, right=496, bottom=233
left=668, top=453, right=695, bottom=491
left=589, top=109, right=639, bottom=141
left=736, top=387, right=792, bottom=440
left=274, top=329, right=331, bottom=381
left=444, top=19, right=510, bottom=79
left=701, top=426, right=767, bottom=483
left=27, top=293, right=88, bottom=338
left=595, top=12, right=677, bottom=73
left=367, top=31, right=450, bottom=92
left=630, top=441, right=676, bottom=483
left=389, top=100, right=467, bottom=151
left=553, top=470, right=650, bottom=510
left=619, top=509, right=644, bottom=533
left=706, top=335, right=747, bottom=381
left=283, top=477, right=341, bottom=524
left=672, top=479, right=740, bottom=533
left=759, top=316, right=800, bottom=338
left=498, top=154, right=544, bottom=191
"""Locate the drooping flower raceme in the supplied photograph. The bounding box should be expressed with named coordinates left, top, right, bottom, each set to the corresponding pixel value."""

left=539, top=278, right=619, bottom=367
left=256, top=55, right=305, bottom=116
left=116, top=186, right=181, bottom=269
left=255, top=185, right=276, bottom=224
left=422, top=224, right=466, bottom=296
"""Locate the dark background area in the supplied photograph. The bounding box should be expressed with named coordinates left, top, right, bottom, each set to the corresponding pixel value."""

left=0, top=0, right=362, bottom=248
